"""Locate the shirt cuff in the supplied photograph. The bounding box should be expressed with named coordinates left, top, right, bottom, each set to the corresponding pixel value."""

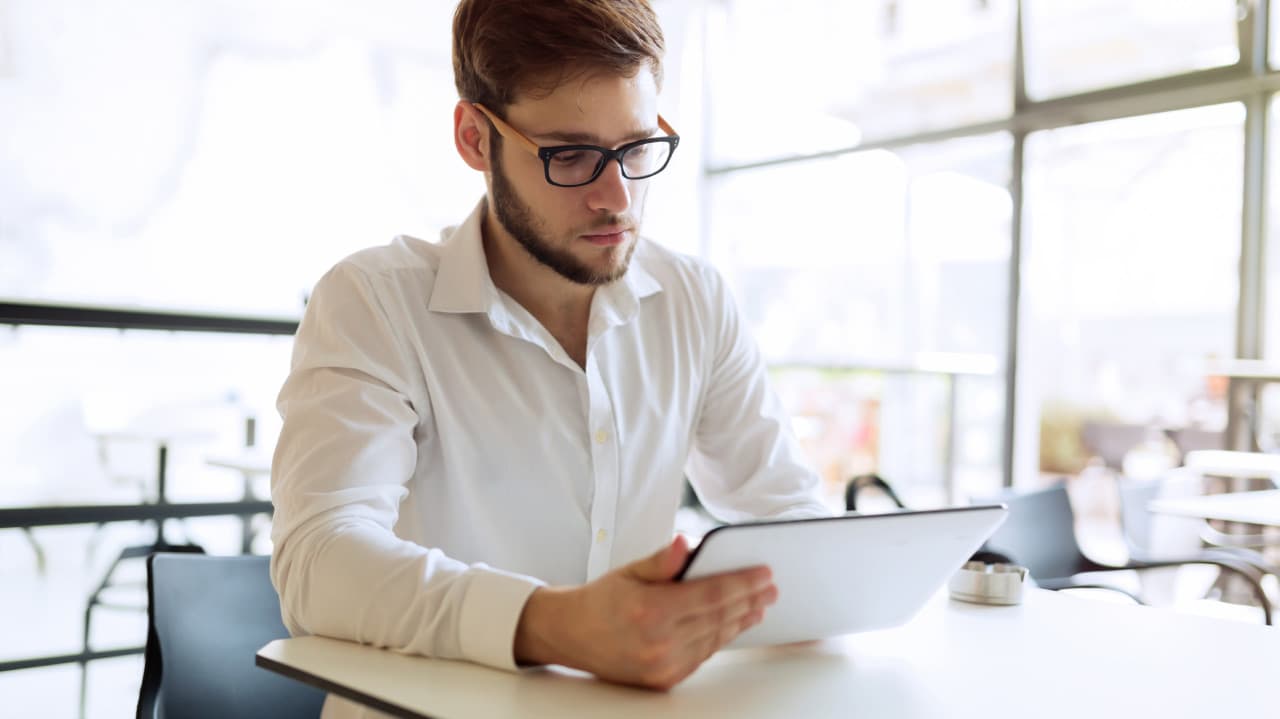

left=457, top=566, right=545, bottom=671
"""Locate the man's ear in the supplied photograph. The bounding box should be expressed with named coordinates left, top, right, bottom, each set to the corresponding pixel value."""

left=454, top=101, right=492, bottom=172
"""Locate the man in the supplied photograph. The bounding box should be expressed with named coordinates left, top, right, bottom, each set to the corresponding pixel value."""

left=270, top=1, right=829, bottom=714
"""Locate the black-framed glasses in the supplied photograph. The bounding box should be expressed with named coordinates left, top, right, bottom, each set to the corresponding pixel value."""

left=473, top=102, right=680, bottom=188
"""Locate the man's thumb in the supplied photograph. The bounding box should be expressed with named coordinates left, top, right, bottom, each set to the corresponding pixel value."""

left=628, top=534, right=691, bottom=582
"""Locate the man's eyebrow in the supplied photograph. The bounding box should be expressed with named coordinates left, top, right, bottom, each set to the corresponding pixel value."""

left=534, top=126, right=659, bottom=146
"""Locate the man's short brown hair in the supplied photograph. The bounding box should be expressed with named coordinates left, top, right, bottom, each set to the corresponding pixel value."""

left=452, top=0, right=665, bottom=114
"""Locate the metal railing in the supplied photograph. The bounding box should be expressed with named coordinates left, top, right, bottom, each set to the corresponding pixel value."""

left=1, top=302, right=296, bottom=676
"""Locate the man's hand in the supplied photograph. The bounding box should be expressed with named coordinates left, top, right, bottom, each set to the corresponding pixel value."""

left=514, top=535, right=777, bottom=690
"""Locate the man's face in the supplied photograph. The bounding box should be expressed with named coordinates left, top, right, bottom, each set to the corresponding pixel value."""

left=487, top=69, right=660, bottom=286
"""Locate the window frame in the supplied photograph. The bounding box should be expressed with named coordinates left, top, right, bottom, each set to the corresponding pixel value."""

left=704, top=0, right=1277, bottom=486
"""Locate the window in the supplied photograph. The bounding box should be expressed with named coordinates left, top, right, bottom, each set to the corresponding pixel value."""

left=709, top=133, right=1011, bottom=362
left=706, top=0, right=1014, bottom=166
left=708, top=132, right=1011, bottom=502
left=1023, top=0, right=1240, bottom=99
left=1269, top=96, right=1280, bottom=365
left=0, top=2, right=481, bottom=316
left=1021, top=104, right=1243, bottom=475
left=0, top=326, right=291, bottom=507
left=0, top=324, right=292, bottom=712
left=1259, top=94, right=1280, bottom=450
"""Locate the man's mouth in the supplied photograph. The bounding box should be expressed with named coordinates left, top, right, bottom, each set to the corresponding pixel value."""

left=580, top=226, right=632, bottom=247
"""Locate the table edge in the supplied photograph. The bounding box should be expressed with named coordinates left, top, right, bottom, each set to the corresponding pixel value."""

left=256, top=641, right=435, bottom=719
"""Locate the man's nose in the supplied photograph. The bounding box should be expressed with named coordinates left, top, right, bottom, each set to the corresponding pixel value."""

left=586, top=159, right=632, bottom=214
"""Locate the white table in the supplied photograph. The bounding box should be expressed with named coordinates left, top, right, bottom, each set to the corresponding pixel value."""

left=257, top=589, right=1277, bottom=718
left=1184, top=449, right=1280, bottom=479
left=1149, top=489, right=1280, bottom=527
left=206, top=452, right=271, bottom=476
left=206, top=452, right=273, bottom=553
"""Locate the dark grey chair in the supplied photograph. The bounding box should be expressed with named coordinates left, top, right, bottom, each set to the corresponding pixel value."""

left=981, top=483, right=1273, bottom=625
left=843, top=474, right=906, bottom=513
left=137, top=553, right=324, bottom=719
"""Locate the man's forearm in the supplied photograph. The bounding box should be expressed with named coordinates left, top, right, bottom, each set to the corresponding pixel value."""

left=513, top=586, right=575, bottom=666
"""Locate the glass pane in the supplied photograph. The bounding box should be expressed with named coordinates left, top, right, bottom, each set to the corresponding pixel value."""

left=1023, top=0, right=1240, bottom=100
left=708, top=132, right=1012, bottom=502
left=0, top=651, right=143, bottom=719
left=0, top=326, right=292, bottom=508
left=0, top=2, right=483, bottom=315
left=1261, top=95, right=1280, bottom=450
left=1270, top=93, right=1280, bottom=362
left=706, top=0, right=1014, bottom=166
left=1272, top=2, right=1280, bottom=70
left=0, top=325, right=292, bottom=712
left=1020, top=104, right=1243, bottom=485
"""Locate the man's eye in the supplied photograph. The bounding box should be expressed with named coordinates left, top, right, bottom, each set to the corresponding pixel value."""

left=552, top=152, right=585, bottom=164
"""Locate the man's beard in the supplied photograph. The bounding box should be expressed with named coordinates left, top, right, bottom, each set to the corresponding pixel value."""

left=490, top=142, right=637, bottom=286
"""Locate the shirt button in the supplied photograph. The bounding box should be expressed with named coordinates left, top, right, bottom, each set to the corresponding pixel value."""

left=595, top=429, right=609, bottom=444
left=596, top=529, right=608, bottom=543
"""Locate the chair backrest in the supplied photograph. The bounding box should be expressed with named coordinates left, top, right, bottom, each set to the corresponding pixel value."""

left=979, top=484, right=1093, bottom=581
left=138, top=553, right=324, bottom=719
left=844, top=474, right=907, bottom=513
left=1121, top=468, right=1276, bottom=553
left=1115, top=476, right=1161, bottom=555
left=1079, top=421, right=1149, bottom=470
left=1167, top=427, right=1224, bottom=457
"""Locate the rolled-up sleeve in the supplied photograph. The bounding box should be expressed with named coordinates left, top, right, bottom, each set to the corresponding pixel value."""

left=270, top=262, right=543, bottom=671
left=685, top=267, right=831, bottom=522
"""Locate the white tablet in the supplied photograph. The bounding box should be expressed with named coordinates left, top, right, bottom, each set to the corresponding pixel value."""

left=676, top=505, right=1008, bottom=648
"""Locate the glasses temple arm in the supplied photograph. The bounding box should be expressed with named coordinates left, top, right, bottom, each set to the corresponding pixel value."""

left=471, top=103, right=541, bottom=156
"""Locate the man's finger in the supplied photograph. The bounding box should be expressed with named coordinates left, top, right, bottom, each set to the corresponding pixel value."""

left=664, top=567, right=772, bottom=618
left=675, top=597, right=750, bottom=634
left=674, top=586, right=774, bottom=643
left=626, top=535, right=691, bottom=583
left=676, top=579, right=778, bottom=626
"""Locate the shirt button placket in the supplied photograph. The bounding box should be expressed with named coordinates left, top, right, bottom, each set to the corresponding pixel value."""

left=584, top=356, right=619, bottom=581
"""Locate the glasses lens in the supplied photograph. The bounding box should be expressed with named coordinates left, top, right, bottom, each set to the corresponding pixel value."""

left=546, top=149, right=607, bottom=186
left=620, top=140, right=673, bottom=179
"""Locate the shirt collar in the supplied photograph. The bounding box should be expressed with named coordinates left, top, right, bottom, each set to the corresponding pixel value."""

left=595, top=249, right=661, bottom=329
left=426, top=197, right=664, bottom=324
left=427, top=198, right=501, bottom=315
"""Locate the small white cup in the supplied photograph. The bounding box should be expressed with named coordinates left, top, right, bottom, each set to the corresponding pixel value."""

left=948, top=561, right=1028, bottom=605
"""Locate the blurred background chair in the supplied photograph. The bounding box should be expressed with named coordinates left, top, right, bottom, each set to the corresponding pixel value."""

left=1122, top=468, right=1279, bottom=552
left=1079, top=420, right=1152, bottom=471
left=843, top=473, right=907, bottom=514
left=79, top=391, right=251, bottom=715
left=980, top=483, right=1273, bottom=624
left=1116, top=475, right=1273, bottom=563
left=8, top=527, right=47, bottom=572
left=1167, top=427, right=1225, bottom=458
left=1116, top=474, right=1279, bottom=606
left=137, top=553, right=324, bottom=719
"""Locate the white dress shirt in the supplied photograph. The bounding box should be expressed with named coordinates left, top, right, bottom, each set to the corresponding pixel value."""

left=270, top=199, right=828, bottom=717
